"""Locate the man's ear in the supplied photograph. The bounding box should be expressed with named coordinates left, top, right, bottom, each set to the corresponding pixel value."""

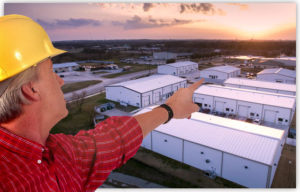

left=21, top=82, right=40, bottom=101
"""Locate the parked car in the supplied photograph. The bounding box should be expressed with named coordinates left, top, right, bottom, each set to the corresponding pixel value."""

left=201, top=108, right=211, bottom=114
left=253, top=118, right=261, bottom=125
left=93, top=114, right=106, bottom=126
left=94, top=102, right=115, bottom=113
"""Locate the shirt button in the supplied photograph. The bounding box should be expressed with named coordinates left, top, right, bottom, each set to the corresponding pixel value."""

left=37, top=160, right=42, bottom=164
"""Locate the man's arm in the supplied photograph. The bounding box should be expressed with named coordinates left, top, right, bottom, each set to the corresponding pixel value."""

left=134, top=78, right=204, bottom=138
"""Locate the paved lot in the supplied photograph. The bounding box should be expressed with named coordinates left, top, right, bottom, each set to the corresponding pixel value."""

left=101, top=108, right=132, bottom=117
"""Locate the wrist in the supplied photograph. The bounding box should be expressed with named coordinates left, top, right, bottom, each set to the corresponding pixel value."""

left=158, top=104, right=174, bottom=124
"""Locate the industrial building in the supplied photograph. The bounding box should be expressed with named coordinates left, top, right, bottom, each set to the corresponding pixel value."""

left=193, top=85, right=296, bottom=127
left=256, top=68, right=296, bottom=84
left=199, top=66, right=241, bottom=81
left=153, top=52, right=177, bottom=60
left=105, top=75, right=187, bottom=108
left=137, top=107, right=285, bottom=188
left=157, top=61, right=198, bottom=76
left=53, top=62, right=79, bottom=73
left=224, top=78, right=296, bottom=96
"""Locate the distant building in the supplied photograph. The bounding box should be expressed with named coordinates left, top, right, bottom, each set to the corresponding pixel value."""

left=153, top=52, right=177, bottom=60
left=157, top=61, right=198, bottom=76
left=256, top=68, right=296, bottom=84
left=105, top=75, right=187, bottom=108
left=199, top=65, right=241, bottom=81
left=224, top=78, right=296, bottom=96
left=193, top=84, right=296, bottom=127
left=138, top=106, right=286, bottom=188
left=269, top=57, right=296, bottom=67
left=53, top=62, right=79, bottom=73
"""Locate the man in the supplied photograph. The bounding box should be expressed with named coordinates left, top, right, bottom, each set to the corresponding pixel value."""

left=0, top=15, right=203, bottom=191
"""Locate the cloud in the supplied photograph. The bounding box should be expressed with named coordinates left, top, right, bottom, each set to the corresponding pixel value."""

left=180, top=3, right=218, bottom=15
left=143, top=3, right=154, bottom=12
left=227, top=3, right=249, bottom=10
left=112, top=15, right=196, bottom=30
left=37, top=18, right=101, bottom=29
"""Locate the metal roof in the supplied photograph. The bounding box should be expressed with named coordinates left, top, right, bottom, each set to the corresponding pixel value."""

left=194, top=85, right=295, bottom=109
left=136, top=107, right=284, bottom=165
left=224, top=78, right=296, bottom=92
left=165, top=61, right=198, bottom=68
left=201, top=65, right=240, bottom=73
left=107, top=74, right=186, bottom=93
left=257, top=68, right=296, bottom=78
left=53, top=62, right=79, bottom=68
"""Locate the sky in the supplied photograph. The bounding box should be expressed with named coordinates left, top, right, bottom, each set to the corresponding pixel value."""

left=4, top=2, right=296, bottom=41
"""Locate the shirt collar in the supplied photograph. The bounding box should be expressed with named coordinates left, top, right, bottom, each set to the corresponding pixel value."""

left=0, top=126, right=44, bottom=161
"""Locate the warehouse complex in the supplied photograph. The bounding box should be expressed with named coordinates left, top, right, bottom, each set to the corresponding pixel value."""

left=256, top=68, right=296, bottom=84
left=224, top=78, right=296, bottom=96
left=137, top=107, right=285, bottom=188
left=193, top=85, right=295, bottom=127
left=53, top=62, right=79, bottom=73
left=105, top=75, right=187, bottom=108
left=157, top=61, right=198, bottom=76
left=199, top=65, right=241, bottom=80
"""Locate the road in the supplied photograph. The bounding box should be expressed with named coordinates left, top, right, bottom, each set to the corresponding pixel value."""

left=63, top=69, right=156, bottom=101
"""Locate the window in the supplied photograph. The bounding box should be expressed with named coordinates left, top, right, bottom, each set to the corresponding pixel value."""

left=285, top=119, right=288, bottom=122
left=204, top=104, right=207, bottom=107
left=226, top=108, right=229, bottom=112
left=250, top=112, right=255, bottom=116
left=256, top=114, right=259, bottom=117
left=278, top=118, right=283, bottom=122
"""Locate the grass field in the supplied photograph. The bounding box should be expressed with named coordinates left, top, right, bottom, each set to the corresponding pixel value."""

left=51, top=93, right=109, bottom=135
left=61, top=80, right=102, bottom=93
left=102, top=64, right=156, bottom=78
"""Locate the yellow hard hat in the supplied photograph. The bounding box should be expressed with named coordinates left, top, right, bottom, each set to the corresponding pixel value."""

left=0, top=14, right=67, bottom=82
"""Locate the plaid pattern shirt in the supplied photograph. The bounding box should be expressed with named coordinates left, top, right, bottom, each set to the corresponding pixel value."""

left=0, top=116, right=143, bottom=192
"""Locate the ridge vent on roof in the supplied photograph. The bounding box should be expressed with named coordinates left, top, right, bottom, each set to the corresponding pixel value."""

left=275, top=68, right=282, bottom=74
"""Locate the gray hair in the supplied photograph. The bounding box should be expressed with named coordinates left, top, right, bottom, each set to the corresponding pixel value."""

left=0, top=65, right=39, bottom=123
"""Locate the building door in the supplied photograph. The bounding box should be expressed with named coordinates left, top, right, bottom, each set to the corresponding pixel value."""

left=153, top=92, right=161, bottom=103
left=142, top=96, right=150, bottom=107
left=238, top=105, right=248, bottom=117
left=264, top=110, right=277, bottom=123
left=215, top=101, right=225, bottom=113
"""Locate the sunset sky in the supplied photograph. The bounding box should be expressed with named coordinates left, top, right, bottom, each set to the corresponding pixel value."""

left=4, top=2, right=296, bottom=41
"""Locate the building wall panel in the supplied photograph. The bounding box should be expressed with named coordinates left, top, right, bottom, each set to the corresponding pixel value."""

left=183, top=141, right=222, bottom=176
left=152, top=131, right=183, bottom=162
left=222, top=153, right=269, bottom=188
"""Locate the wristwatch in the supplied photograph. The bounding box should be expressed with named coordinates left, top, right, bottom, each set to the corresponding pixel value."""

left=159, top=104, right=174, bottom=124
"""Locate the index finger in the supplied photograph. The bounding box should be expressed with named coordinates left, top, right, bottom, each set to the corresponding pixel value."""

left=188, top=78, right=204, bottom=91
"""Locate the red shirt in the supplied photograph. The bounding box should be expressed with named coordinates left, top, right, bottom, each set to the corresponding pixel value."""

left=0, top=116, right=143, bottom=192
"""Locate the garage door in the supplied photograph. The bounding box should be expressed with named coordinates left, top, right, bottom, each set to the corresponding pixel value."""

left=264, top=110, right=277, bottom=123
left=142, top=96, right=150, bottom=107
left=153, top=92, right=161, bottom=103
left=215, top=101, right=225, bottom=112
left=238, top=105, right=248, bottom=117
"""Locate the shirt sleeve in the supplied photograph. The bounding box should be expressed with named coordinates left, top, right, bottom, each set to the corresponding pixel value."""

left=55, top=116, right=143, bottom=191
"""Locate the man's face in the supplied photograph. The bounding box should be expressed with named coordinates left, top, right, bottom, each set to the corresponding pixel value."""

left=36, top=58, right=68, bottom=126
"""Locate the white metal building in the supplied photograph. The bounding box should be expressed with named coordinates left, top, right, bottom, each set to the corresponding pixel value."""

left=224, top=78, right=296, bottom=96
left=53, top=62, right=79, bottom=73
left=153, top=52, right=177, bottom=60
left=137, top=107, right=285, bottom=188
left=193, top=85, right=296, bottom=126
left=105, top=75, right=187, bottom=108
left=200, top=65, right=241, bottom=80
left=256, top=68, right=296, bottom=84
left=157, top=61, right=198, bottom=76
